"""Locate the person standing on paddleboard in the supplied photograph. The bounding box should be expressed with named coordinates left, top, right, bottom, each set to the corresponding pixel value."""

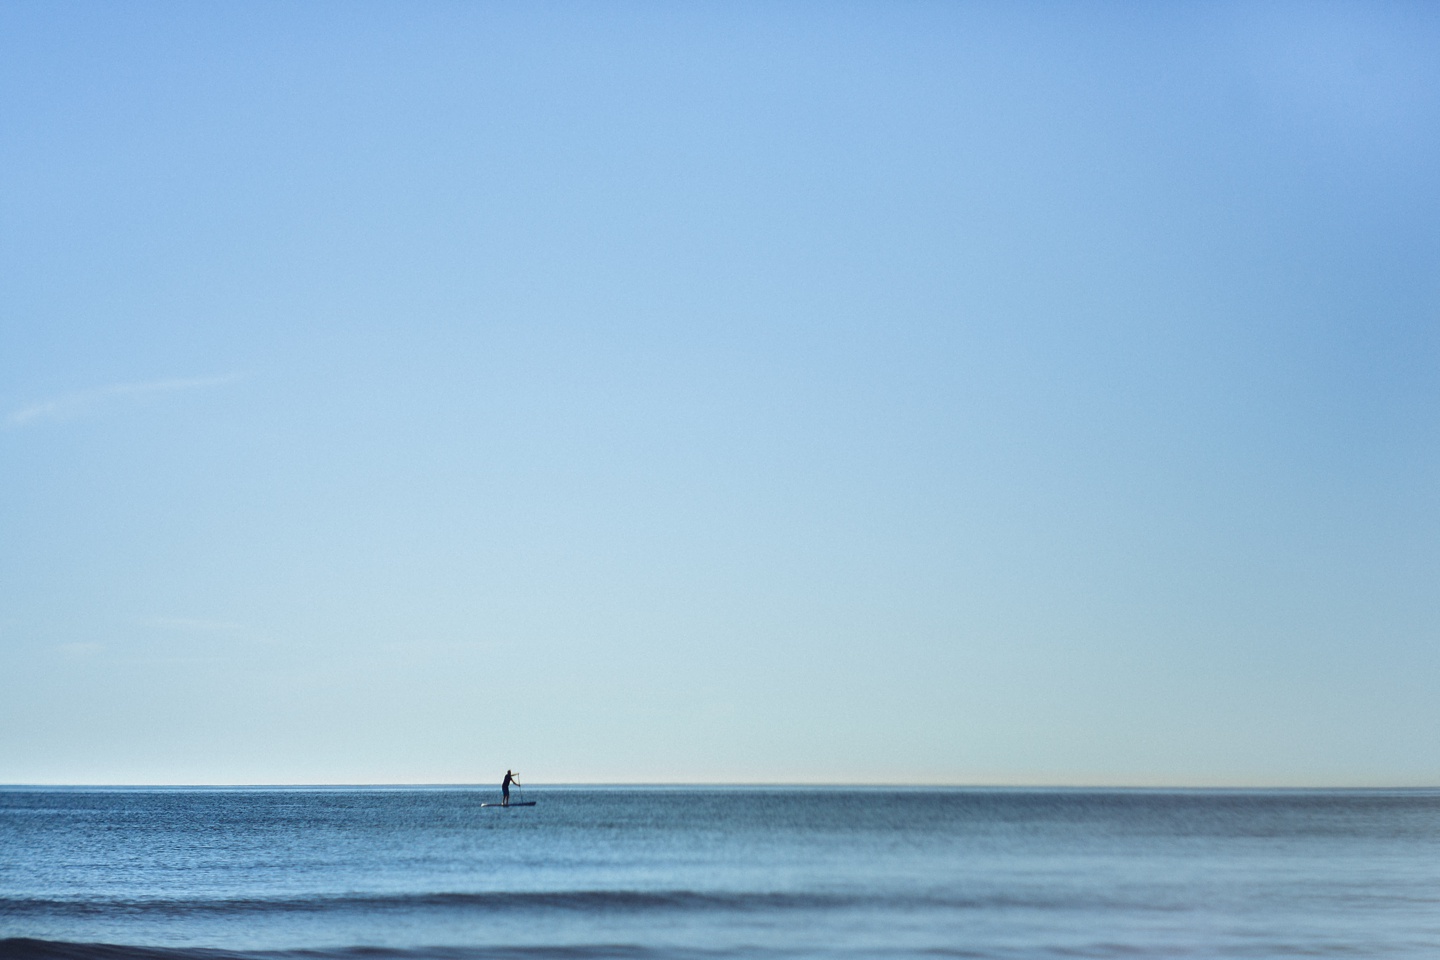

left=501, top=770, right=519, bottom=806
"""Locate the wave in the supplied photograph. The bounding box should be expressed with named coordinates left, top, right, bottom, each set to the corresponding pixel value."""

left=0, top=941, right=725, bottom=960
left=4, top=891, right=835, bottom=917
left=0, top=941, right=1000, bottom=960
left=0, top=888, right=1175, bottom=917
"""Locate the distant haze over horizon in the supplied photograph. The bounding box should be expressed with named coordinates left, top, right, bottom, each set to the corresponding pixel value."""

left=6, top=781, right=1437, bottom=791
left=3, top=2, right=1439, bottom=788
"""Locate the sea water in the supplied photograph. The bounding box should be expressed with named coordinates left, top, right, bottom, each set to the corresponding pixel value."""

left=2, top=786, right=1438, bottom=959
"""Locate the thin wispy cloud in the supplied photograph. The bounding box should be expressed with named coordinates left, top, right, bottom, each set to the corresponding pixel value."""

left=6, top=374, right=242, bottom=427
left=145, top=616, right=278, bottom=648
left=58, top=642, right=105, bottom=662
left=148, top=616, right=247, bottom=633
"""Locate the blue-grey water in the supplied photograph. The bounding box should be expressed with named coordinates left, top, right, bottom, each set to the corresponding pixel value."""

left=2, top=787, right=1439, bottom=959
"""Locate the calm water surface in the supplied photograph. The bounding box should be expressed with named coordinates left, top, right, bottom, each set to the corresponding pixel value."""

left=2, top=787, right=1438, bottom=959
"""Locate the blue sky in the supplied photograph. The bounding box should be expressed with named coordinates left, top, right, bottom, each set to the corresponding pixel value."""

left=3, top=1, right=1439, bottom=785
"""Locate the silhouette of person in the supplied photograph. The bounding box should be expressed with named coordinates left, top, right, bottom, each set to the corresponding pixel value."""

left=502, top=770, right=519, bottom=806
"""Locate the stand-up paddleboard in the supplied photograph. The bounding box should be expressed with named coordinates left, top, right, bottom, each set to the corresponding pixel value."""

left=480, top=801, right=536, bottom=807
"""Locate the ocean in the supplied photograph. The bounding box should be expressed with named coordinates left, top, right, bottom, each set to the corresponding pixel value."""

left=1, top=786, right=1438, bottom=959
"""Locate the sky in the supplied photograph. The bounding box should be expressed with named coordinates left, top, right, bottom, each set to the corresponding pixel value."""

left=2, top=1, right=1439, bottom=787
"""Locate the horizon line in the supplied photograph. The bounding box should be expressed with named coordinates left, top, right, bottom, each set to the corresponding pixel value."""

left=3, top=781, right=1436, bottom=791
